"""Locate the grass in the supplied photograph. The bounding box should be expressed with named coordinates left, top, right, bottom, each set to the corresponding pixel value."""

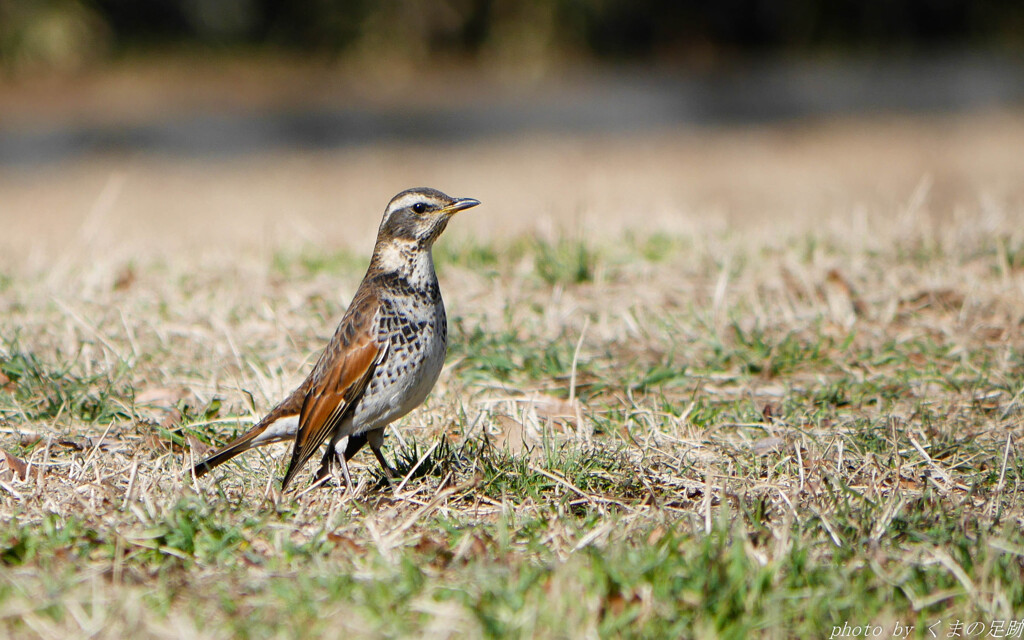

left=2, top=185, right=1024, bottom=638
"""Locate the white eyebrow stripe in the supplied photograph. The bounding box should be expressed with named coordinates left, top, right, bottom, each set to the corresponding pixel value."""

left=385, top=191, right=453, bottom=216
left=386, top=193, right=427, bottom=214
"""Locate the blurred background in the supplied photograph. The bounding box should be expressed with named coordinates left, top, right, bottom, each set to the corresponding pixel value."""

left=1, top=0, right=1023, bottom=256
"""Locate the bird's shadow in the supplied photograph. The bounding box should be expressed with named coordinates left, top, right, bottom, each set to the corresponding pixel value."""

left=371, top=434, right=467, bottom=491
left=313, top=434, right=468, bottom=493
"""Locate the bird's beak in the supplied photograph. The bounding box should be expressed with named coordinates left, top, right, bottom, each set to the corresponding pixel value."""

left=444, top=198, right=481, bottom=215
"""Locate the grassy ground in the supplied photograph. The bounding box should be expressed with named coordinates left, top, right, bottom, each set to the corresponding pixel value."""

left=1, top=113, right=1024, bottom=638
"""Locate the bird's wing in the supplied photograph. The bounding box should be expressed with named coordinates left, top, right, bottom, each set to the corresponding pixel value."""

left=280, top=288, right=386, bottom=490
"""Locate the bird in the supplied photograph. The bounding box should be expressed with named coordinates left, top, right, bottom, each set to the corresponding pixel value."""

left=190, top=187, right=480, bottom=490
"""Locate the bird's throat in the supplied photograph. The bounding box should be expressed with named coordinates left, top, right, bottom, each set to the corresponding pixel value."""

left=373, top=240, right=439, bottom=296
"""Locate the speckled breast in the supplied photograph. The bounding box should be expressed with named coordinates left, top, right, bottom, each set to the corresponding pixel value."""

left=348, top=293, right=448, bottom=434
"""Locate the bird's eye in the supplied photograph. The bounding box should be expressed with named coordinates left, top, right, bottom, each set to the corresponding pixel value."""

left=412, top=202, right=427, bottom=214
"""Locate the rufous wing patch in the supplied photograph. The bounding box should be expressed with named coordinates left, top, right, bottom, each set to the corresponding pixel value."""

left=281, top=290, right=386, bottom=490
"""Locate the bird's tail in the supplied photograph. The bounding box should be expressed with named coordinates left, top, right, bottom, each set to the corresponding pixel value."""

left=189, top=410, right=300, bottom=478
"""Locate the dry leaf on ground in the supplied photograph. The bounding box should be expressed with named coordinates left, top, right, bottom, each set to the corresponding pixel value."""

left=1, top=449, right=29, bottom=481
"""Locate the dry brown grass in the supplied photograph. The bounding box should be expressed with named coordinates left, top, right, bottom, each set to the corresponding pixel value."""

left=1, top=110, right=1023, bottom=638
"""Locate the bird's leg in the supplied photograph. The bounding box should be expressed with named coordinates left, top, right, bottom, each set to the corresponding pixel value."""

left=367, top=428, right=397, bottom=479
left=335, top=451, right=353, bottom=489
left=314, top=433, right=368, bottom=487
left=313, top=443, right=334, bottom=483
left=335, top=432, right=369, bottom=489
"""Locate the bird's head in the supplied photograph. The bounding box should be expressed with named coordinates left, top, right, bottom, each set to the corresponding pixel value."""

left=376, top=187, right=480, bottom=248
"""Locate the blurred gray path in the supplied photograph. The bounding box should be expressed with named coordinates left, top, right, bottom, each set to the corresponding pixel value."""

left=1, top=54, right=1022, bottom=165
